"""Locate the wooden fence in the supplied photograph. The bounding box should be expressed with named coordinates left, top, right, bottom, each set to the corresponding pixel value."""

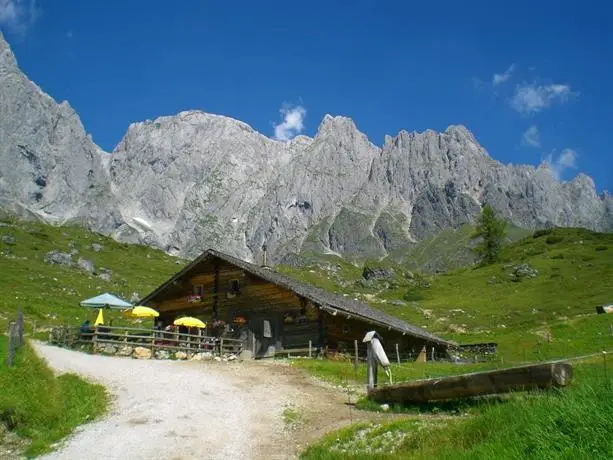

left=5, top=310, right=25, bottom=367
left=49, top=324, right=243, bottom=358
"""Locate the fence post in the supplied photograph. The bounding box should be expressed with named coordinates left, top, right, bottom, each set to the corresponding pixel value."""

left=17, top=309, right=24, bottom=347
left=92, top=325, right=98, bottom=352
left=220, top=338, right=224, bottom=356
left=6, top=322, right=16, bottom=367
left=395, top=343, right=400, bottom=364
left=431, top=346, right=435, bottom=362
left=308, top=340, right=312, bottom=358
left=354, top=340, right=359, bottom=371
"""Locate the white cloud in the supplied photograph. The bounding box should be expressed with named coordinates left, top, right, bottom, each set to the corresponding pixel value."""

left=273, top=104, right=307, bottom=141
left=522, top=125, right=541, bottom=148
left=493, top=64, right=515, bottom=86
left=510, top=82, right=577, bottom=114
left=544, top=148, right=578, bottom=179
left=0, top=0, right=39, bottom=36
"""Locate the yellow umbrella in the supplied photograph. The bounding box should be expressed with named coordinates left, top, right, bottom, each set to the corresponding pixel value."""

left=94, top=308, right=105, bottom=326
left=122, top=306, right=160, bottom=318
left=173, top=317, right=206, bottom=328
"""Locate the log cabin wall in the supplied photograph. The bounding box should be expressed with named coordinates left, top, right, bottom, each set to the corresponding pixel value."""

left=149, top=258, right=322, bottom=354
left=323, top=314, right=443, bottom=356
left=146, top=255, right=448, bottom=358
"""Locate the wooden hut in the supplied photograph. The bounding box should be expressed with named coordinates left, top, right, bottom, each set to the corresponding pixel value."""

left=139, top=249, right=452, bottom=359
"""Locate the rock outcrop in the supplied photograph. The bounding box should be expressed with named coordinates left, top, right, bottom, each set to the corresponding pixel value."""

left=1, top=32, right=612, bottom=264
left=0, top=33, right=121, bottom=232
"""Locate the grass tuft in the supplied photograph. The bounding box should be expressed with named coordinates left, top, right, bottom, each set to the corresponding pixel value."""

left=0, top=337, right=108, bottom=456
left=301, top=363, right=613, bottom=459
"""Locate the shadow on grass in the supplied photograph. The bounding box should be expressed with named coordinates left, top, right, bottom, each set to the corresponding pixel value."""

left=355, top=393, right=514, bottom=415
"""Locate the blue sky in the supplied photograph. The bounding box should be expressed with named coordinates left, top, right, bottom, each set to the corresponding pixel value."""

left=1, top=0, right=612, bottom=191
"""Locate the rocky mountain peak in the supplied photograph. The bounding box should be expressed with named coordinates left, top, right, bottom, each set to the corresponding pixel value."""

left=0, top=33, right=611, bottom=263
left=571, top=173, right=597, bottom=190
left=0, top=32, right=18, bottom=69
left=316, top=114, right=359, bottom=136
left=0, top=31, right=9, bottom=50
left=444, top=124, right=472, bottom=138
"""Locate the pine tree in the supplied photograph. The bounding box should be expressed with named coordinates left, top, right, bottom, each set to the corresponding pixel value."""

left=473, top=205, right=507, bottom=265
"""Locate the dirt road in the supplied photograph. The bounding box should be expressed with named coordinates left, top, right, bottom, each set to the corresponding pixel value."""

left=33, top=343, right=384, bottom=460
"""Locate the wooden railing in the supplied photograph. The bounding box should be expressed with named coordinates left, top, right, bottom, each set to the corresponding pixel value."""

left=49, top=325, right=243, bottom=357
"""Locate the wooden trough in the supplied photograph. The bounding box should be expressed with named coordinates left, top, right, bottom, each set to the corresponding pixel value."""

left=368, top=361, right=573, bottom=404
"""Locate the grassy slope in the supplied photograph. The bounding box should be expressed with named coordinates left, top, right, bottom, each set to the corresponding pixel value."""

left=301, top=360, right=613, bottom=460
left=0, top=337, right=108, bottom=456
left=397, top=224, right=531, bottom=273
left=0, top=218, right=182, bottom=331
left=280, top=227, right=613, bottom=362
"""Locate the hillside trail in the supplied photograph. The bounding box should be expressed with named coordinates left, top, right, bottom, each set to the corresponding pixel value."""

left=32, top=342, right=402, bottom=460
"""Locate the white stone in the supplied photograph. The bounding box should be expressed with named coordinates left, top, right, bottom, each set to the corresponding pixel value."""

left=133, top=346, right=152, bottom=360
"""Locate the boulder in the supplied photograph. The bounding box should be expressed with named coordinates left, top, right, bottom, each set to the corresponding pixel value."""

left=77, top=257, right=95, bottom=274
left=130, top=292, right=140, bottom=303
left=44, top=250, right=73, bottom=266
left=362, top=266, right=395, bottom=281
left=1, top=234, right=15, bottom=245
left=98, top=267, right=113, bottom=281
left=238, top=350, right=253, bottom=361
left=391, top=300, right=407, bottom=306
left=155, top=350, right=170, bottom=360
left=201, top=351, right=214, bottom=360
left=190, top=353, right=205, bottom=361
left=448, top=324, right=468, bottom=334
left=100, top=344, right=117, bottom=354
left=133, top=346, right=152, bottom=359
left=116, top=345, right=133, bottom=357
left=174, top=351, right=188, bottom=360
left=91, top=243, right=103, bottom=252
left=508, top=263, right=538, bottom=281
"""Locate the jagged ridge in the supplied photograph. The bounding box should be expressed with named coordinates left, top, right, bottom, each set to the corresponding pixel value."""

left=1, top=32, right=611, bottom=263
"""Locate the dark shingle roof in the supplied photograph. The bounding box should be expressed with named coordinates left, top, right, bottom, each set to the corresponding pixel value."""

left=141, top=249, right=453, bottom=346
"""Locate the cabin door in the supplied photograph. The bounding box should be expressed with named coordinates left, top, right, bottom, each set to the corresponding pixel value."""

left=250, top=315, right=278, bottom=358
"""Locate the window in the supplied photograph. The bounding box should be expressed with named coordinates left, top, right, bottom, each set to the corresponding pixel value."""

left=229, top=279, right=240, bottom=294
left=188, top=284, right=204, bottom=303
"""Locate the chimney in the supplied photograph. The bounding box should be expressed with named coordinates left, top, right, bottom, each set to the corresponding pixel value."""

left=262, top=244, right=268, bottom=268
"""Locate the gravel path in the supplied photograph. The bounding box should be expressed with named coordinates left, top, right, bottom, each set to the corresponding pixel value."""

left=33, top=343, right=296, bottom=460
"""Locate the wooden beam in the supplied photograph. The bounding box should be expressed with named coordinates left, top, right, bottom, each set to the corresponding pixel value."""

left=367, top=361, right=573, bottom=404
left=213, top=259, right=219, bottom=319
left=317, top=304, right=325, bottom=353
